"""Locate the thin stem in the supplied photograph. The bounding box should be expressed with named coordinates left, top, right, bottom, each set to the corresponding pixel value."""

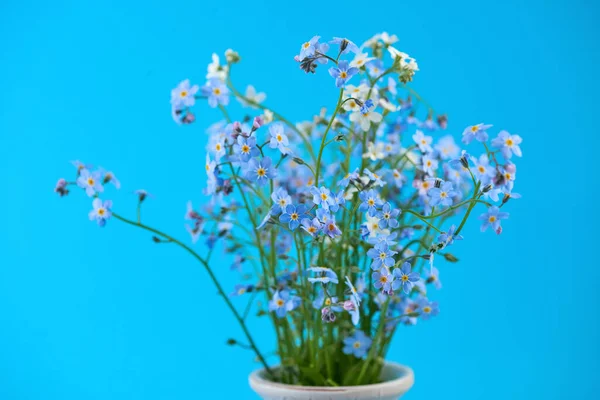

left=315, top=89, right=344, bottom=185
left=111, top=212, right=273, bottom=377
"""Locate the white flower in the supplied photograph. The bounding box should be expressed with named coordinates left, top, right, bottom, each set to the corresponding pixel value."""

left=238, top=85, right=266, bottom=108
left=388, top=47, right=419, bottom=72
left=378, top=98, right=400, bottom=112
left=205, top=154, right=217, bottom=177
left=343, top=84, right=370, bottom=101
left=350, top=52, right=374, bottom=68
left=206, top=53, right=228, bottom=81
left=362, top=141, right=385, bottom=161
left=350, top=109, right=382, bottom=131
left=342, top=98, right=362, bottom=113
left=365, top=214, right=390, bottom=239
left=262, top=109, right=274, bottom=123
left=380, top=32, right=399, bottom=45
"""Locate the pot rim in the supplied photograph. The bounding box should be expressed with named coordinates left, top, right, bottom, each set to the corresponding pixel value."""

left=249, top=361, right=414, bottom=395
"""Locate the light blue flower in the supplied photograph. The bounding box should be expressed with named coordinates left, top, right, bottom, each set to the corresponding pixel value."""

left=201, top=78, right=230, bottom=108
left=170, top=79, right=199, bottom=108
left=491, top=130, right=523, bottom=158
left=471, top=154, right=495, bottom=184
left=337, top=168, right=359, bottom=188
left=392, top=263, right=420, bottom=294
left=478, top=206, right=509, bottom=233
left=233, top=135, right=259, bottom=162
left=330, top=37, right=360, bottom=54
left=88, top=198, right=112, bottom=227
left=323, top=216, right=342, bottom=238
left=268, top=123, right=291, bottom=155
left=268, top=290, right=300, bottom=318
left=462, top=123, right=492, bottom=144
left=359, top=189, right=383, bottom=217
left=307, top=266, right=339, bottom=285
left=328, top=60, right=358, bottom=88
left=245, top=157, right=276, bottom=185
left=375, top=203, right=400, bottom=229
left=417, top=298, right=440, bottom=320
left=343, top=330, right=372, bottom=358
left=298, top=36, right=321, bottom=61
left=437, top=224, right=463, bottom=246
left=372, top=268, right=394, bottom=292
left=367, top=243, right=397, bottom=270
left=270, top=187, right=292, bottom=214
left=310, top=186, right=336, bottom=210
left=279, top=204, right=308, bottom=230
left=301, top=217, right=322, bottom=237
left=428, top=181, right=457, bottom=207
left=77, top=169, right=104, bottom=197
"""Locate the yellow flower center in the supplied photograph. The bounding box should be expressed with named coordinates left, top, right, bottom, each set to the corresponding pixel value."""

left=340, top=71, right=348, bottom=79
left=440, top=192, right=447, bottom=198
left=325, top=298, right=331, bottom=306
left=328, top=223, right=336, bottom=231
left=506, top=139, right=514, bottom=146
left=402, top=275, right=408, bottom=282
left=180, top=90, right=188, bottom=97
left=426, top=161, right=432, bottom=167
left=215, top=144, right=222, bottom=151
left=379, top=252, right=386, bottom=260
left=423, top=182, right=430, bottom=189
left=303, top=42, right=310, bottom=49
left=380, top=276, right=388, bottom=283
left=242, top=145, right=250, bottom=153
left=308, top=226, right=317, bottom=233
left=349, top=101, right=356, bottom=108
left=471, top=126, right=478, bottom=132
left=423, top=306, right=432, bottom=313
left=368, top=199, right=375, bottom=206
left=353, top=341, right=361, bottom=349
left=478, top=166, right=485, bottom=173
left=87, top=178, right=94, bottom=186
left=276, top=299, right=285, bottom=307
left=489, top=216, right=497, bottom=223
left=257, top=168, right=266, bottom=177
left=97, top=208, right=105, bottom=216
left=213, top=88, right=221, bottom=95
left=321, top=193, right=328, bottom=200
left=238, top=288, right=246, bottom=295
left=384, top=213, right=390, bottom=219
left=291, top=213, right=299, bottom=221
left=276, top=134, right=282, bottom=142
left=279, top=199, right=286, bottom=206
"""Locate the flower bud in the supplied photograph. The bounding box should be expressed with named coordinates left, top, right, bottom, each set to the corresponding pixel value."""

left=225, top=49, right=240, bottom=64
left=292, top=157, right=305, bottom=165
left=444, top=253, right=459, bottom=262
left=252, top=116, right=264, bottom=131
left=343, top=300, right=355, bottom=311
left=334, top=134, right=345, bottom=142
left=482, top=184, right=493, bottom=193
left=54, top=178, right=69, bottom=196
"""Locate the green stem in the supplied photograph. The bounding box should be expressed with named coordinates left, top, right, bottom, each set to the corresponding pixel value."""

left=315, top=89, right=344, bottom=185
left=111, top=212, right=273, bottom=377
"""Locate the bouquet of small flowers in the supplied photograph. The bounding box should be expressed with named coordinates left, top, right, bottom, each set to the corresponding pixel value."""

left=55, top=33, right=523, bottom=387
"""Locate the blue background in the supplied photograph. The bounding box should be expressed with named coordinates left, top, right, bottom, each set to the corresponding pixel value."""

left=1, top=0, right=599, bottom=398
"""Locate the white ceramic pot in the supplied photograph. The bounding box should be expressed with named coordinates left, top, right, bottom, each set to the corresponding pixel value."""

left=249, top=362, right=414, bottom=400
